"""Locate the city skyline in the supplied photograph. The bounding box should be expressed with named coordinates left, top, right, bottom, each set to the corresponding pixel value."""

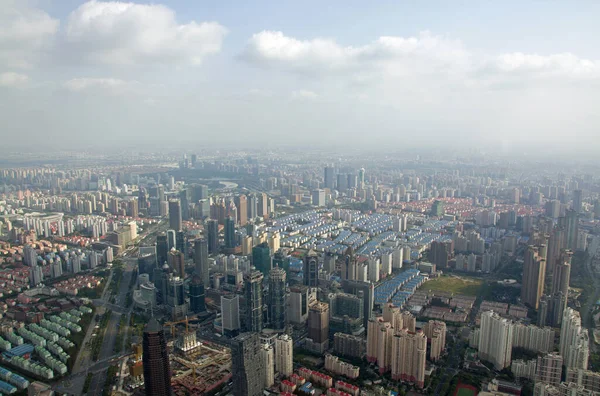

left=1, top=1, right=600, bottom=152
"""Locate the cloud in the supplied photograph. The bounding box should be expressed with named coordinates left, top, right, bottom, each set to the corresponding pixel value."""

left=64, top=77, right=139, bottom=94
left=242, top=30, right=600, bottom=83
left=0, top=72, right=29, bottom=87
left=291, top=90, right=318, bottom=99
left=0, top=1, right=59, bottom=68
left=65, top=0, right=227, bottom=65
left=242, top=30, right=470, bottom=75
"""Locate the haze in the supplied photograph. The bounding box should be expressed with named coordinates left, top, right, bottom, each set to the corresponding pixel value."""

left=1, top=0, right=600, bottom=153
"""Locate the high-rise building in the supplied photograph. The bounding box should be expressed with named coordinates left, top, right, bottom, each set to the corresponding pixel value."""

left=176, top=231, right=186, bottom=257
left=521, top=246, right=546, bottom=309
left=167, top=250, right=185, bottom=279
left=260, top=343, right=275, bottom=388
left=304, top=250, right=319, bottom=287
left=156, top=234, right=169, bottom=266
left=333, top=333, right=365, bottom=359
left=244, top=271, right=264, bottom=332
left=179, top=189, right=190, bottom=220
left=189, top=275, right=206, bottom=314
left=231, top=332, right=264, bottom=396
left=547, top=227, right=565, bottom=275
left=288, top=285, right=313, bottom=324
left=390, top=329, right=427, bottom=388
left=358, top=168, right=365, bottom=189
left=224, top=216, right=236, bottom=250
left=275, top=334, right=293, bottom=377
left=234, top=195, right=248, bottom=226
left=565, top=209, right=579, bottom=251
left=206, top=219, right=219, bottom=254
left=324, top=166, right=336, bottom=190
left=342, top=279, right=374, bottom=332
left=221, top=294, right=240, bottom=336
left=340, top=247, right=357, bottom=281
left=430, top=240, right=453, bottom=269
left=552, top=250, right=572, bottom=296
left=268, top=267, right=287, bottom=330
left=252, top=242, right=272, bottom=276
left=142, top=318, right=172, bottom=396
left=23, top=245, right=37, bottom=266
left=423, top=320, right=447, bottom=362
left=29, top=264, right=43, bottom=286
left=478, top=311, right=513, bottom=370
left=312, top=189, right=326, bottom=207
left=430, top=200, right=445, bottom=217
left=329, top=292, right=364, bottom=335
left=193, top=238, right=209, bottom=288
left=572, top=189, right=583, bottom=214
left=560, top=308, right=589, bottom=370
left=535, top=353, right=563, bottom=386
left=307, top=302, right=329, bottom=353
left=166, top=275, right=187, bottom=320
left=168, top=199, right=182, bottom=231
left=166, top=229, right=177, bottom=250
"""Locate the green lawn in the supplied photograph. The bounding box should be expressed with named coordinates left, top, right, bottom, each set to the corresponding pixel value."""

left=457, top=388, right=476, bottom=396
left=423, top=276, right=483, bottom=296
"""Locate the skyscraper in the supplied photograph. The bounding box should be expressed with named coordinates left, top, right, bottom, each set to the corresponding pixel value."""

left=307, top=302, right=329, bottom=353
left=244, top=271, right=264, bottom=332
left=189, top=275, right=206, bottom=314
left=423, top=320, right=447, bottom=362
left=168, top=199, right=182, bottom=231
left=478, top=311, right=513, bottom=370
left=224, top=216, right=236, bottom=250
left=565, top=209, right=579, bottom=251
left=521, top=245, right=546, bottom=309
left=260, top=343, right=274, bottom=388
left=303, top=249, right=319, bottom=287
left=560, top=308, right=589, bottom=370
left=535, top=353, right=563, bottom=386
left=142, top=318, right=172, bottom=396
left=430, top=240, right=453, bottom=269
left=324, top=166, right=336, bottom=190
left=268, top=266, right=287, bottom=330
left=166, top=229, right=176, bottom=250
left=231, top=333, right=265, bottom=396
left=340, top=247, right=357, bottom=281
left=547, top=227, right=565, bottom=275
left=221, top=294, right=240, bottom=336
left=167, top=250, right=185, bottom=279
left=572, top=189, right=583, bottom=214
left=252, top=242, right=271, bottom=276
left=312, top=189, right=326, bottom=207
left=552, top=250, right=572, bottom=296
left=234, top=194, right=248, bottom=226
left=275, top=334, right=293, bottom=377
left=156, top=234, right=169, bottom=265
left=206, top=219, right=219, bottom=254
left=390, top=329, right=427, bottom=389
left=179, top=188, right=190, bottom=220
left=193, top=239, right=210, bottom=288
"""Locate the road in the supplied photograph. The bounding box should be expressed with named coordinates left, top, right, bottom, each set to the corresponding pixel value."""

left=432, top=335, right=463, bottom=396
left=88, top=259, right=137, bottom=395
left=582, top=236, right=600, bottom=353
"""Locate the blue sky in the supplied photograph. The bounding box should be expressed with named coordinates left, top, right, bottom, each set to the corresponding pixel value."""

left=1, top=0, right=600, bottom=153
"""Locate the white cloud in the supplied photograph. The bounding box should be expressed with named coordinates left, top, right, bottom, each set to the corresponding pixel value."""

left=291, top=89, right=318, bottom=99
left=64, top=77, right=139, bottom=94
left=242, top=30, right=470, bottom=75
left=243, top=30, right=600, bottom=83
left=0, top=72, right=29, bottom=87
left=65, top=0, right=227, bottom=65
left=0, top=1, right=59, bottom=68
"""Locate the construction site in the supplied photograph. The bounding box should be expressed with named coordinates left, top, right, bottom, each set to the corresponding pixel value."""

left=166, top=317, right=232, bottom=395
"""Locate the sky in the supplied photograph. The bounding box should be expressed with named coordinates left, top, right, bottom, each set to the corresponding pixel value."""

left=1, top=0, right=600, bottom=154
